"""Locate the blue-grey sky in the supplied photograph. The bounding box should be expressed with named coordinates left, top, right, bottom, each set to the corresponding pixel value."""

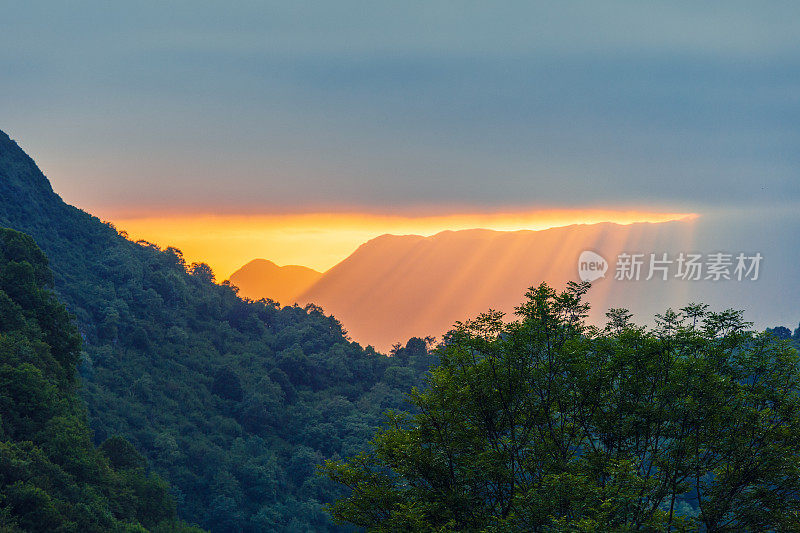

left=1, top=1, right=799, bottom=215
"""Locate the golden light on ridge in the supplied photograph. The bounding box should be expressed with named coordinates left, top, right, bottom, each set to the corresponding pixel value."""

left=103, top=209, right=696, bottom=280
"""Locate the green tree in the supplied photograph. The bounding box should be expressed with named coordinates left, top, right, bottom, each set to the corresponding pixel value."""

left=324, top=282, right=800, bottom=531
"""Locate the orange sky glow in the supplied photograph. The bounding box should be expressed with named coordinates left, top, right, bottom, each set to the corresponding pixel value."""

left=103, top=209, right=697, bottom=280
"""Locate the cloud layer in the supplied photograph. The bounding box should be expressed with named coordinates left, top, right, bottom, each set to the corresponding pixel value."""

left=2, top=2, right=798, bottom=214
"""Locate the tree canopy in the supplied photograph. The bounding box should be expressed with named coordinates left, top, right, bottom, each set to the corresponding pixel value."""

left=325, top=282, right=800, bottom=531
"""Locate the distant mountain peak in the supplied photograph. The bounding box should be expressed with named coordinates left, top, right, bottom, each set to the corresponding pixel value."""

left=228, top=258, right=321, bottom=304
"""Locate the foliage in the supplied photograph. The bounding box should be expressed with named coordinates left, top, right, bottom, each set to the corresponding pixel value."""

left=0, top=130, right=436, bottom=531
left=325, top=282, right=800, bottom=531
left=0, top=227, right=198, bottom=532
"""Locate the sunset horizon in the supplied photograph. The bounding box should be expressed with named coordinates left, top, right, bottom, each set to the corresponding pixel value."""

left=97, top=207, right=698, bottom=278
left=2, top=2, right=799, bottom=530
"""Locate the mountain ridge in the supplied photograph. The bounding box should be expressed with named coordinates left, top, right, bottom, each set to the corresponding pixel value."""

left=295, top=219, right=694, bottom=350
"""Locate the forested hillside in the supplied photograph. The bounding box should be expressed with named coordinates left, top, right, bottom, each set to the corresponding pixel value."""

left=0, top=227, right=197, bottom=531
left=0, top=130, right=435, bottom=531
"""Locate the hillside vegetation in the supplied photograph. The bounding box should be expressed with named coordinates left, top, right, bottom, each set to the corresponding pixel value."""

left=0, top=227, right=199, bottom=532
left=0, top=130, right=435, bottom=531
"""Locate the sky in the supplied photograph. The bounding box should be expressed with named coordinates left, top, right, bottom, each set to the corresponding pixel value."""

left=1, top=2, right=799, bottom=277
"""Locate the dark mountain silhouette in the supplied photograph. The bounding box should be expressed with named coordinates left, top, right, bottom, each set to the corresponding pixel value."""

left=0, top=129, right=433, bottom=531
left=228, top=258, right=321, bottom=304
